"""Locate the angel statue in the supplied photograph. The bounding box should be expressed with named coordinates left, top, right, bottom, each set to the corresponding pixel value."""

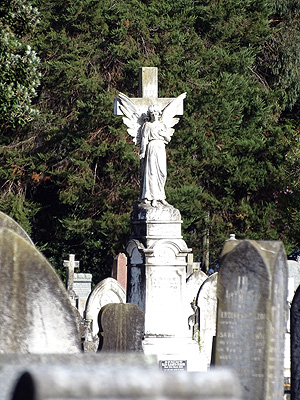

left=118, top=92, right=186, bottom=207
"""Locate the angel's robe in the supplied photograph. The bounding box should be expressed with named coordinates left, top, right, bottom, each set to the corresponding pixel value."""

left=139, top=120, right=168, bottom=201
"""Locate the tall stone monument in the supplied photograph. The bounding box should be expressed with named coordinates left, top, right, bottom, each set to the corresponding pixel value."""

left=115, top=68, right=202, bottom=370
left=215, top=239, right=288, bottom=400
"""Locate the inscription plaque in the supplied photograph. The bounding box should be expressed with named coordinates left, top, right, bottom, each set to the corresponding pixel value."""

left=160, top=360, right=187, bottom=371
left=145, top=266, right=186, bottom=336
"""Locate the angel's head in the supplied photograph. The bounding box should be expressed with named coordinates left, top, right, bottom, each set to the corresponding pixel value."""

left=147, top=105, right=161, bottom=122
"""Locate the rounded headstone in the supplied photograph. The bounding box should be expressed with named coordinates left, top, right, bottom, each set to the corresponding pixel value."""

left=0, top=211, right=33, bottom=245
left=0, top=228, right=81, bottom=353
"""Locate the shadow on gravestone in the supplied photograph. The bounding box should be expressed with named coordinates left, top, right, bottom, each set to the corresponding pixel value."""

left=0, top=228, right=81, bottom=354
left=215, top=240, right=287, bottom=400
left=0, top=211, right=33, bottom=245
left=291, top=285, right=300, bottom=400
left=99, top=303, right=144, bottom=352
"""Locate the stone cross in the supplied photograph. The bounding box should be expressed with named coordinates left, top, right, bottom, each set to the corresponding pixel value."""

left=64, top=254, right=79, bottom=296
left=114, top=67, right=184, bottom=116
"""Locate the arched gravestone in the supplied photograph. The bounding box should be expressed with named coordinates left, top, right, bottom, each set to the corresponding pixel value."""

left=99, top=303, right=144, bottom=352
left=0, top=211, right=33, bottom=245
left=197, top=272, right=218, bottom=370
left=0, top=228, right=81, bottom=353
left=215, top=240, right=287, bottom=400
left=288, top=260, right=300, bottom=295
left=185, top=270, right=207, bottom=322
left=84, top=278, right=126, bottom=336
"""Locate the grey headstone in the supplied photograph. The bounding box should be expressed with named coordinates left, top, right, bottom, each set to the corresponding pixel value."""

left=0, top=211, right=33, bottom=245
left=74, top=273, right=92, bottom=316
left=99, top=303, right=144, bottom=352
left=74, top=273, right=92, bottom=298
left=288, top=260, right=300, bottom=300
left=285, top=260, right=300, bottom=393
left=291, top=285, right=300, bottom=400
left=185, top=270, right=207, bottom=314
left=215, top=240, right=288, bottom=400
left=11, top=359, right=241, bottom=400
left=0, top=227, right=81, bottom=354
left=197, top=272, right=218, bottom=369
left=84, top=278, right=126, bottom=337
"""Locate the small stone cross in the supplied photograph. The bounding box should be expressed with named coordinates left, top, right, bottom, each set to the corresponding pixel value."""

left=114, top=67, right=184, bottom=116
left=63, top=254, right=79, bottom=296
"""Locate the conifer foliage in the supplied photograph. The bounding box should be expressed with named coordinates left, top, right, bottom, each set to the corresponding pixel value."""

left=0, top=0, right=40, bottom=130
left=0, top=0, right=300, bottom=281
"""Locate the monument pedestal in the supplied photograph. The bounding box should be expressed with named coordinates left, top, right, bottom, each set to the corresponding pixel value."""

left=126, top=202, right=206, bottom=371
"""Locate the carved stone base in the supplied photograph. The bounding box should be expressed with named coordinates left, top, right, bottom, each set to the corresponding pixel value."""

left=143, top=336, right=208, bottom=372
left=126, top=201, right=192, bottom=338
left=131, top=201, right=181, bottom=222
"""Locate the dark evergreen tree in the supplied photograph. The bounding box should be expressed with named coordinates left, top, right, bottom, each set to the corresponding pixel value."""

left=1, top=0, right=300, bottom=281
left=0, top=0, right=41, bottom=232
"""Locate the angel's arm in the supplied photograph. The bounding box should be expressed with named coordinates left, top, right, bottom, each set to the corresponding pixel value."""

left=158, top=123, right=172, bottom=143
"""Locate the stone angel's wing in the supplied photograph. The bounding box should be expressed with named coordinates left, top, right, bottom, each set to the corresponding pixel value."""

left=161, top=92, right=186, bottom=137
left=118, top=92, right=144, bottom=145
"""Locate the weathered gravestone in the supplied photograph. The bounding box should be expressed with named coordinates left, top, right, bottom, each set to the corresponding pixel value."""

left=215, top=240, right=288, bottom=400
left=84, top=278, right=126, bottom=337
left=288, top=260, right=300, bottom=296
left=284, top=259, right=300, bottom=394
left=197, top=272, right=218, bottom=370
left=99, top=303, right=144, bottom=352
left=185, top=269, right=207, bottom=325
left=0, top=227, right=81, bottom=353
left=0, top=211, right=33, bottom=245
left=73, top=272, right=93, bottom=316
left=291, top=284, right=300, bottom=400
left=11, top=361, right=242, bottom=400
